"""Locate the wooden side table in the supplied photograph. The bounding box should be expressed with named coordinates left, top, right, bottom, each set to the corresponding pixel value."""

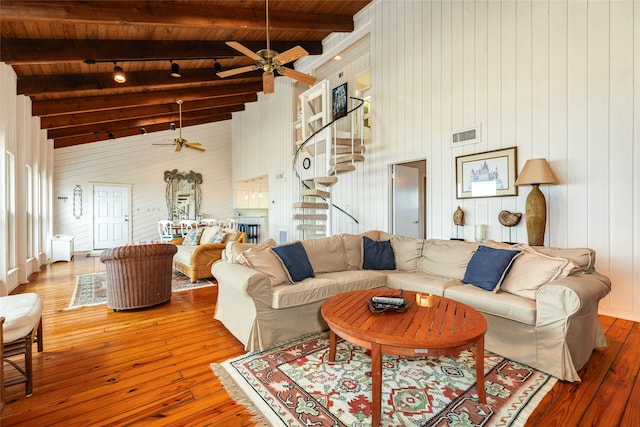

left=321, top=289, right=487, bottom=427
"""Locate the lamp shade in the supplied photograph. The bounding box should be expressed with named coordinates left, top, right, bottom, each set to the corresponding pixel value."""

left=514, top=159, right=559, bottom=186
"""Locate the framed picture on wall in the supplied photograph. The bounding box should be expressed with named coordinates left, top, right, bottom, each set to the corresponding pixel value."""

left=455, top=147, right=518, bottom=199
left=332, top=83, right=348, bottom=120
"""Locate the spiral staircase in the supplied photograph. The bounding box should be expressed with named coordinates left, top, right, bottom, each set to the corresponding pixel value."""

left=292, top=80, right=368, bottom=239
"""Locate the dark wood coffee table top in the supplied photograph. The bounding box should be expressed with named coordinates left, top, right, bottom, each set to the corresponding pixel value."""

left=321, top=288, right=487, bottom=426
left=322, top=289, right=487, bottom=355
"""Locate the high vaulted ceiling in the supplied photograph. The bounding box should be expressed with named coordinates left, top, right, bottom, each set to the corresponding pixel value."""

left=0, top=0, right=371, bottom=148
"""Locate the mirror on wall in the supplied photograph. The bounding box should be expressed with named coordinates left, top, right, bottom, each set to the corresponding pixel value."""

left=164, top=169, right=202, bottom=220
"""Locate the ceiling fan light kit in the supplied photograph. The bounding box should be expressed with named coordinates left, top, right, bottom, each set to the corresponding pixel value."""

left=217, top=0, right=317, bottom=94
left=153, top=100, right=205, bottom=152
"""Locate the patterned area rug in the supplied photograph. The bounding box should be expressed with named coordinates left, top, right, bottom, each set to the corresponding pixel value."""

left=212, top=332, right=557, bottom=427
left=67, top=270, right=215, bottom=309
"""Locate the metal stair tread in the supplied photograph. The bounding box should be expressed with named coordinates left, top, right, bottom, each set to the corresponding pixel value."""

left=328, top=164, right=356, bottom=175
left=297, top=224, right=327, bottom=231
left=293, top=202, right=329, bottom=209
left=332, top=145, right=365, bottom=154
left=314, top=176, right=339, bottom=186
left=300, top=189, right=330, bottom=198
left=292, top=214, right=327, bottom=220
left=331, top=154, right=365, bottom=164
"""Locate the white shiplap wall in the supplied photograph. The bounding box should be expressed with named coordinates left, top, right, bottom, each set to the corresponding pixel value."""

left=231, top=0, right=640, bottom=322
left=53, top=120, right=233, bottom=251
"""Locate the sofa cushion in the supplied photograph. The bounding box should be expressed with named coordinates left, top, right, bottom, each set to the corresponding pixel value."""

left=390, top=235, right=424, bottom=271
left=386, top=271, right=461, bottom=296
left=271, top=270, right=386, bottom=309
left=200, top=226, right=222, bottom=244
left=445, top=285, right=537, bottom=326
left=341, top=234, right=363, bottom=270
left=301, top=235, right=349, bottom=273
left=500, top=246, right=575, bottom=299
left=226, top=239, right=276, bottom=264
left=462, top=245, right=521, bottom=291
left=182, top=227, right=204, bottom=246
left=273, top=242, right=315, bottom=282
left=208, top=230, right=227, bottom=244
left=173, top=245, right=196, bottom=265
left=532, top=246, right=595, bottom=273
left=239, top=246, right=290, bottom=286
left=417, top=239, right=478, bottom=280
left=363, top=236, right=396, bottom=270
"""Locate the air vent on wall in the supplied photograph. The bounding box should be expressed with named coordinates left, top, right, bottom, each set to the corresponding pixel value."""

left=451, top=124, right=481, bottom=147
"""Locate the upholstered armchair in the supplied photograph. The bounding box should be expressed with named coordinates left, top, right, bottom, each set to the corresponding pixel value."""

left=100, top=244, right=178, bottom=310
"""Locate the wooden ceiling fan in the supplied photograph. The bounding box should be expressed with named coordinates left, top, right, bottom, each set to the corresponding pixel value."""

left=154, top=100, right=205, bottom=152
left=217, top=0, right=317, bottom=94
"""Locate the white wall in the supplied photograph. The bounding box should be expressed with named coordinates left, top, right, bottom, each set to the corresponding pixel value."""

left=53, top=120, right=234, bottom=251
left=231, top=0, right=640, bottom=322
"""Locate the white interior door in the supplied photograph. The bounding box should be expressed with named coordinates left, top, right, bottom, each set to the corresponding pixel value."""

left=93, top=185, right=130, bottom=249
left=392, top=164, right=421, bottom=238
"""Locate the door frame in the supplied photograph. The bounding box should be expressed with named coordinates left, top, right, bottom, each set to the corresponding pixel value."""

left=389, top=159, right=427, bottom=239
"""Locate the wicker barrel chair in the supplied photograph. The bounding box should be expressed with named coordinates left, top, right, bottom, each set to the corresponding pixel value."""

left=100, top=244, right=178, bottom=311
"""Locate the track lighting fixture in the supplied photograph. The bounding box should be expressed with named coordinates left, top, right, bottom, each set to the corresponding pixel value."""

left=140, top=127, right=147, bottom=134
left=170, top=122, right=176, bottom=131
left=213, top=59, right=223, bottom=74
left=170, top=60, right=181, bottom=78
left=112, top=62, right=126, bottom=83
left=108, top=132, right=116, bottom=139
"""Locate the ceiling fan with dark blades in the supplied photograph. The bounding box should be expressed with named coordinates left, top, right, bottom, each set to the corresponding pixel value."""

left=153, top=100, right=205, bottom=152
left=217, top=0, right=317, bottom=94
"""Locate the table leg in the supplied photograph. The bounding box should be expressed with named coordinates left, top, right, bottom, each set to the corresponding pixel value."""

left=475, top=335, right=486, bottom=404
left=329, top=329, right=337, bottom=362
left=371, top=342, right=382, bottom=427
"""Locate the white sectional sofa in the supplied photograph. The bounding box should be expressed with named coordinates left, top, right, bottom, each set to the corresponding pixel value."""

left=211, top=230, right=611, bottom=381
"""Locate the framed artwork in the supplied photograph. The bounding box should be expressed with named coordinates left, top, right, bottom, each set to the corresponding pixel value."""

left=455, top=147, right=518, bottom=199
left=332, top=83, right=348, bottom=120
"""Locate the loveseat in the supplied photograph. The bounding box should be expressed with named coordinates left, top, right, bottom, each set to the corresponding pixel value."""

left=211, top=230, right=611, bottom=381
left=171, top=225, right=246, bottom=283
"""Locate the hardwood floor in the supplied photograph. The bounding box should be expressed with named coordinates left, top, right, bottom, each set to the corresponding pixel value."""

left=2, top=253, right=639, bottom=426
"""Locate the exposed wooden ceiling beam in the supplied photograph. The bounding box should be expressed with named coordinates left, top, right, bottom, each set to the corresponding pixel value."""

left=18, top=69, right=263, bottom=95
left=41, top=94, right=258, bottom=129
left=1, top=39, right=323, bottom=64
left=53, top=114, right=232, bottom=148
left=47, top=105, right=245, bottom=139
left=33, top=82, right=264, bottom=116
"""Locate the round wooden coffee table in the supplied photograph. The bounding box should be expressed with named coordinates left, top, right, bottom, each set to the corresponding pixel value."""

left=321, top=289, right=487, bottom=427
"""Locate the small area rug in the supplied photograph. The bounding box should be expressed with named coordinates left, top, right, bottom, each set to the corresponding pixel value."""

left=212, top=331, right=556, bottom=427
left=67, top=270, right=215, bottom=309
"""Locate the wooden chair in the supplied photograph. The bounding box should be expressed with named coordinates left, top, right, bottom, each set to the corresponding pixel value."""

left=157, top=220, right=175, bottom=242
left=1, top=293, right=44, bottom=397
left=179, top=219, right=198, bottom=236
left=201, top=218, right=219, bottom=226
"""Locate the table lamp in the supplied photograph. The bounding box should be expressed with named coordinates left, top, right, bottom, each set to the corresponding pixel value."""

left=514, top=158, right=559, bottom=246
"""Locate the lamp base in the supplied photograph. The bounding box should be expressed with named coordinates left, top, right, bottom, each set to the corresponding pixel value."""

left=525, top=184, right=546, bottom=246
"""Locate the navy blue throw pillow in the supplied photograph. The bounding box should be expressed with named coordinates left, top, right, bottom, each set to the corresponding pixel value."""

left=363, top=236, right=396, bottom=270
left=272, top=241, right=315, bottom=282
left=462, top=245, right=521, bottom=291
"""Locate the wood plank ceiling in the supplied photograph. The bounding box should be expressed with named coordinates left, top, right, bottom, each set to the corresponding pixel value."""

left=0, top=0, right=371, bottom=148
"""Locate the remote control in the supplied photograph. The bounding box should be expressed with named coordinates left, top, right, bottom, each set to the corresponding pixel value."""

left=372, top=296, right=405, bottom=306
